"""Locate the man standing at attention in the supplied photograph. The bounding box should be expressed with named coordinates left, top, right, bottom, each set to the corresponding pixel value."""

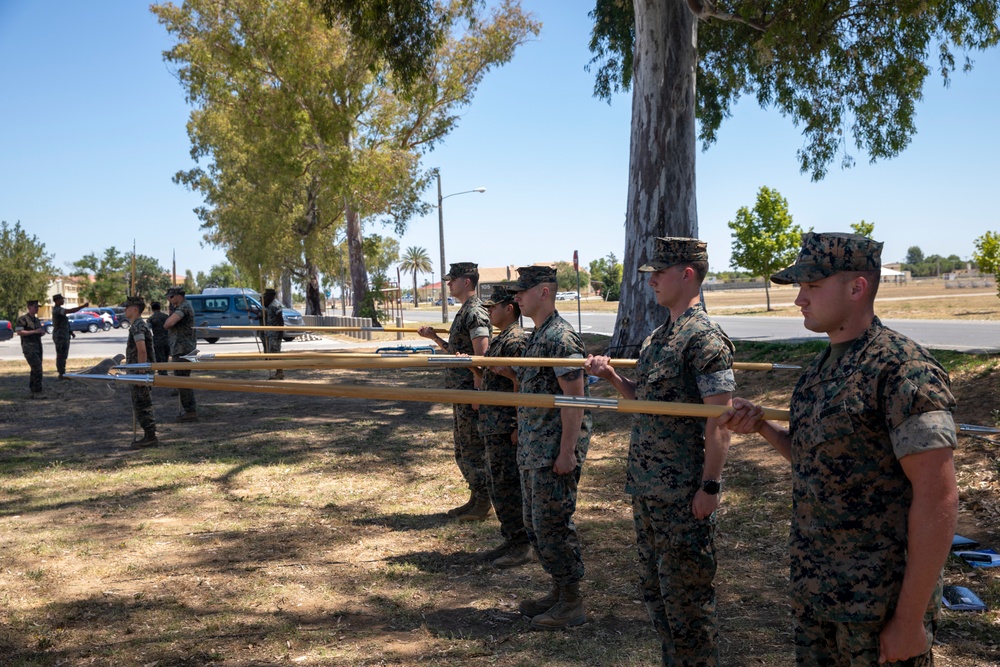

left=147, top=301, right=171, bottom=376
left=163, top=287, right=199, bottom=422
left=51, top=293, right=90, bottom=379
left=511, top=265, right=591, bottom=630
left=417, top=262, right=492, bottom=521
left=124, top=296, right=158, bottom=448
left=15, top=299, right=48, bottom=399
left=720, top=232, right=958, bottom=666
left=586, top=237, right=734, bottom=666
left=478, top=284, right=531, bottom=569
left=262, top=288, right=285, bottom=380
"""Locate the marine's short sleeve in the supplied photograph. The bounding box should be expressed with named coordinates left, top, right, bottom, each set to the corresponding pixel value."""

left=688, top=321, right=736, bottom=398
left=891, top=411, right=957, bottom=459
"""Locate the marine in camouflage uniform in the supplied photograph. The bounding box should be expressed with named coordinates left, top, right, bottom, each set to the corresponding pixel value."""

left=15, top=299, right=46, bottom=397
left=262, top=288, right=285, bottom=380
left=512, top=265, right=592, bottom=629
left=50, top=293, right=89, bottom=378
left=589, top=238, right=735, bottom=667
left=124, top=296, right=158, bottom=447
left=164, top=287, right=198, bottom=420
left=478, top=284, right=530, bottom=568
left=417, top=262, right=492, bottom=519
left=721, top=233, right=958, bottom=667
left=147, top=302, right=170, bottom=376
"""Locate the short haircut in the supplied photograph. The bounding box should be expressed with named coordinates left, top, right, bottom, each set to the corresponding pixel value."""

left=681, top=260, right=709, bottom=283
left=126, top=298, right=146, bottom=314
left=843, top=270, right=881, bottom=301
left=151, top=302, right=162, bottom=311
left=467, top=275, right=479, bottom=289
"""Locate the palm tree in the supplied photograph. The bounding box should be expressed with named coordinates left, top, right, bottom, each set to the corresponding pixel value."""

left=399, top=246, right=433, bottom=308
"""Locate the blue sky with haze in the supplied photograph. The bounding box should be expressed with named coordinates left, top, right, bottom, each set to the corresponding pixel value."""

left=2, top=1, right=997, bottom=284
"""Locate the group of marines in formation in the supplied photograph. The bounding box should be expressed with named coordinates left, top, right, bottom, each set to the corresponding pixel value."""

left=14, top=231, right=959, bottom=666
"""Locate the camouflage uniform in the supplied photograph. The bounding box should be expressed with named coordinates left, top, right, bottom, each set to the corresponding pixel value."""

left=168, top=297, right=198, bottom=413
left=480, top=318, right=529, bottom=548
left=51, top=303, right=71, bottom=376
left=630, top=304, right=736, bottom=667
left=263, top=298, right=284, bottom=354
left=126, top=317, right=157, bottom=438
left=517, top=309, right=592, bottom=586
left=786, top=317, right=955, bottom=666
left=147, top=310, right=170, bottom=375
left=15, top=312, right=45, bottom=394
left=447, top=293, right=492, bottom=499
left=770, top=233, right=957, bottom=666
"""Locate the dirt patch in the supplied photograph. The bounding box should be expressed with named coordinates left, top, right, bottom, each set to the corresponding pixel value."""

left=0, top=342, right=997, bottom=666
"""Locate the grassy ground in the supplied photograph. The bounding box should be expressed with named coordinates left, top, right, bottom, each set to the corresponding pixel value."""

left=0, top=338, right=998, bottom=666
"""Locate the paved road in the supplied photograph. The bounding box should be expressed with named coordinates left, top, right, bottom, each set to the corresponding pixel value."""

left=5, top=309, right=996, bottom=362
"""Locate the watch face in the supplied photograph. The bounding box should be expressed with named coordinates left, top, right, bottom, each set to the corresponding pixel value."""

left=702, top=480, right=721, bottom=495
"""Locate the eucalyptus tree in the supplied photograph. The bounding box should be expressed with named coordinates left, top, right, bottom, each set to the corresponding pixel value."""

left=154, top=0, right=538, bottom=316
left=589, top=0, right=1000, bottom=353
left=399, top=246, right=433, bottom=306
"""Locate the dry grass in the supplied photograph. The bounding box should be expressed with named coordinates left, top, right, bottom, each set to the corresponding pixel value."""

left=0, top=340, right=997, bottom=666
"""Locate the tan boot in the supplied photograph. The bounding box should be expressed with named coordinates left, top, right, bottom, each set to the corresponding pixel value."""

left=518, top=580, right=560, bottom=618
left=456, top=493, right=493, bottom=522
left=530, top=583, right=586, bottom=629
left=446, top=491, right=476, bottom=517
left=130, top=433, right=160, bottom=449
left=492, top=542, right=532, bottom=569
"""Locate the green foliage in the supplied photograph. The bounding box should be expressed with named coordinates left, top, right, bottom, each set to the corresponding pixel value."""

left=906, top=246, right=926, bottom=265
left=399, top=246, right=433, bottom=305
left=728, top=186, right=803, bottom=310
left=588, top=1, right=1000, bottom=179
left=0, top=221, right=56, bottom=321
left=589, top=252, right=623, bottom=301
left=71, top=247, right=130, bottom=306
left=555, top=261, right=591, bottom=293
left=363, top=234, right=400, bottom=279
left=851, top=220, right=875, bottom=238
left=132, top=255, right=172, bottom=301
left=902, top=253, right=964, bottom=277
left=973, top=231, right=1000, bottom=297
left=196, top=263, right=241, bottom=290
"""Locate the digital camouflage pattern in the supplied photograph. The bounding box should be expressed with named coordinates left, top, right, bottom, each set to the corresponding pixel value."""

left=15, top=313, right=44, bottom=394
left=479, top=322, right=526, bottom=435
left=168, top=298, right=197, bottom=413
left=147, top=311, right=170, bottom=371
left=263, top=299, right=284, bottom=354
left=634, top=496, right=719, bottom=667
left=168, top=299, right=197, bottom=357
left=479, top=320, right=528, bottom=548
left=628, top=304, right=736, bottom=501
left=51, top=304, right=71, bottom=376
left=444, top=296, right=490, bottom=390
left=772, top=232, right=883, bottom=285
left=453, top=403, right=488, bottom=498
left=788, top=317, right=956, bottom=655
left=444, top=262, right=479, bottom=280
left=511, top=265, right=556, bottom=291
left=637, top=237, right=709, bottom=272
left=516, top=310, right=592, bottom=470
left=126, top=318, right=156, bottom=436
left=520, top=465, right=584, bottom=586
left=629, top=304, right=735, bottom=667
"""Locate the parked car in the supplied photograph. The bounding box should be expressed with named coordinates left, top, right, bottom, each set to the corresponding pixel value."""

left=80, top=310, right=114, bottom=331
left=188, top=288, right=306, bottom=343
left=96, top=306, right=129, bottom=329
left=43, top=312, right=106, bottom=334
left=434, top=297, right=457, bottom=306
left=556, top=291, right=579, bottom=301
left=0, top=319, right=13, bottom=341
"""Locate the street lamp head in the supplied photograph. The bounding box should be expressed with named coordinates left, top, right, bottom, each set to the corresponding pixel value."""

left=473, top=187, right=486, bottom=193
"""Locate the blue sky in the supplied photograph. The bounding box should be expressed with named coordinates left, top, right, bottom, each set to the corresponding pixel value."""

left=2, top=1, right=998, bottom=284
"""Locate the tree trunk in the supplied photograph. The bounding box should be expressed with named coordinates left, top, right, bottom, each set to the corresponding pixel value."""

left=609, top=0, right=699, bottom=357
left=345, top=205, right=368, bottom=317
left=765, top=282, right=771, bottom=311
left=412, top=270, right=419, bottom=307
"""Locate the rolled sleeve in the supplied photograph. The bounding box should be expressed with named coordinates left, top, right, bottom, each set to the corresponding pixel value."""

left=891, top=410, right=957, bottom=460
left=696, top=369, right=736, bottom=398
left=553, top=353, right=584, bottom=378
left=470, top=326, right=491, bottom=340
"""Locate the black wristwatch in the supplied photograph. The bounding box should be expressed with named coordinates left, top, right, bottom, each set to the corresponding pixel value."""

left=701, top=480, right=722, bottom=495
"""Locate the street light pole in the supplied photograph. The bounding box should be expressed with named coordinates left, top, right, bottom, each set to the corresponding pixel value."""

left=435, top=170, right=486, bottom=323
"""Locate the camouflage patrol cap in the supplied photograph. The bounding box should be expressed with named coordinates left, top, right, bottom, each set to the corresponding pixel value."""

left=771, top=232, right=883, bottom=285
left=482, top=283, right=517, bottom=307
left=511, top=265, right=557, bottom=291
left=165, top=286, right=185, bottom=297
left=444, top=262, right=479, bottom=280
left=638, top=237, right=709, bottom=272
